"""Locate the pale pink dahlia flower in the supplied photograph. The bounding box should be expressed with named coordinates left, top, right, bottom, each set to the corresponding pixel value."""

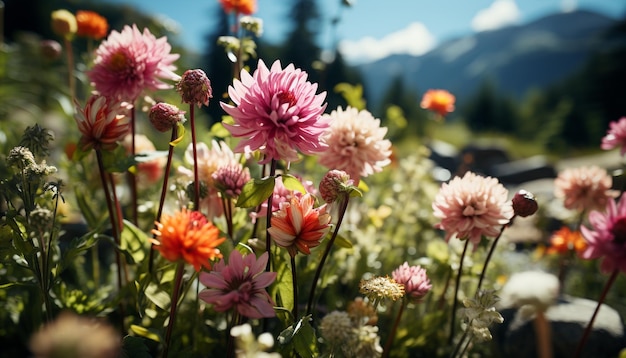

left=318, top=106, right=392, bottom=181
left=74, top=95, right=130, bottom=151
left=581, top=194, right=626, bottom=273
left=601, top=117, right=626, bottom=156
left=220, top=59, right=329, bottom=164
left=432, top=171, right=514, bottom=246
left=199, top=250, right=276, bottom=319
left=267, top=193, right=331, bottom=257
left=392, top=262, right=432, bottom=301
left=554, top=166, right=617, bottom=213
left=88, top=24, right=180, bottom=101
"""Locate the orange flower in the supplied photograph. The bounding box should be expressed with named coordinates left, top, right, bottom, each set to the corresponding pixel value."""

left=219, top=0, right=256, bottom=15
left=546, top=226, right=587, bottom=255
left=420, top=89, right=455, bottom=117
left=76, top=10, right=108, bottom=40
left=152, top=209, right=225, bottom=271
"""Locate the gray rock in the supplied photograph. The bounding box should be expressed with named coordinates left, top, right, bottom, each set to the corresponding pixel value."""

left=492, top=295, right=626, bottom=357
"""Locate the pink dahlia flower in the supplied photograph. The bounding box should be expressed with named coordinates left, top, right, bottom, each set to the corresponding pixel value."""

left=433, top=171, right=514, bottom=246
left=267, top=193, right=331, bottom=257
left=392, top=262, right=432, bottom=301
left=554, top=166, right=617, bottom=213
left=199, top=250, right=276, bottom=319
left=601, top=117, right=626, bottom=156
left=88, top=24, right=180, bottom=102
left=581, top=194, right=626, bottom=273
left=74, top=95, right=130, bottom=151
left=220, top=59, right=329, bottom=164
left=318, top=106, right=392, bottom=182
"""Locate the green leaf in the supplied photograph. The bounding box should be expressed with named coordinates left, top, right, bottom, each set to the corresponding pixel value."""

left=169, top=122, right=186, bottom=146
left=121, top=336, right=152, bottom=358
left=236, top=177, right=275, bottom=208
left=281, top=174, right=306, bottom=194
left=129, top=325, right=161, bottom=343
left=144, top=282, right=171, bottom=311
left=277, top=315, right=318, bottom=358
left=333, top=233, right=353, bottom=249
left=270, top=253, right=293, bottom=314
left=121, top=220, right=149, bottom=264
left=209, top=121, right=231, bottom=138
left=74, top=186, right=99, bottom=227
left=101, top=145, right=136, bottom=173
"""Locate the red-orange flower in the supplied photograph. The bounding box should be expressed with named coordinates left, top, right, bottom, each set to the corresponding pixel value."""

left=219, top=0, right=256, bottom=15
left=76, top=10, right=108, bottom=40
left=420, top=89, right=455, bottom=117
left=74, top=94, right=130, bottom=151
left=152, top=209, right=226, bottom=271
left=267, top=193, right=331, bottom=257
left=546, top=226, right=587, bottom=255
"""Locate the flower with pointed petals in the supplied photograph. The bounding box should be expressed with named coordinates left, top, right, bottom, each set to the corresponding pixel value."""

left=74, top=95, right=130, bottom=151
left=432, top=171, right=513, bottom=246
left=391, top=262, right=432, bottom=301
left=546, top=226, right=587, bottom=255
left=554, top=166, right=617, bottom=213
left=318, top=106, right=392, bottom=182
left=602, top=117, right=626, bottom=156
left=151, top=209, right=225, bottom=271
left=420, top=89, right=455, bottom=117
left=221, top=59, right=329, bottom=164
left=199, top=250, right=276, bottom=319
left=220, top=0, right=256, bottom=15
left=76, top=10, right=108, bottom=40
left=267, top=193, right=331, bottom=257
left=88, top=24, right=180, bottom=101
left=212, top=163, right=251, bottom=199
left=581, top=194, right=626, bottom=273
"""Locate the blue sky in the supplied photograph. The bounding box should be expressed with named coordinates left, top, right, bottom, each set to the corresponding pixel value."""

left=105, top=0, right=626, bottom=64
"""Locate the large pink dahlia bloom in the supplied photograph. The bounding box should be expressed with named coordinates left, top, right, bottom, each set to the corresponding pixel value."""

left=554, top=166, right=617, bottom=213
left=318, top=106, right=392, bottom=181
left=220, top=59, right=329, bottom=164
left=581, top=194, right=626, bottom=273
left=74, top=95, right=130, bottom=151
left=199, top=250, right=276, bottom=319
left=88, top=24, right=180, bottom=101
left=601, top=117, right=626, bottom=156
left=432, top=171, right=514, bottom=246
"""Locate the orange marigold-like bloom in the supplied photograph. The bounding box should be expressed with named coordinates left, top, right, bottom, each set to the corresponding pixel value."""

left=76, top=10, right=109, bottom=40
left=546, top=226, right=587, bottom=255
left=219, top=0, right=256, bottom=15
left=420, top=89, right=455, bottom=117
left=152, top=209, right=226, bottom=271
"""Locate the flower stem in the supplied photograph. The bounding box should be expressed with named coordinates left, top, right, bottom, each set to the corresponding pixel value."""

left=382, top=300, right=406, bottom=358
left=476, top=219, right=512, bottom=294
left=291, top=256, right=298, bottom=320
left=63, top=37, right=75, bottom=102
left=163, top=262, right=185, bottom=358
left=306, top=196, right=350, bottom=316
left=534, top=310, right=552, bottom=358
left=448, top=239, right=470, bottom=345
left=189, top=105, right=200, bottom=211
left=264, top=159, right=277, bottom=272
left=129, top=105, right=139, bottom=225
left=573, top=269, right=619, bottom=358
left=149, top=126, right=178, bottom=273
left=450, top=325, right=471, bottom=358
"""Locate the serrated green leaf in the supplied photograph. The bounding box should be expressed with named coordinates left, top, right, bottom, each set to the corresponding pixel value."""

left=121, top=336, right=152, bottom=358
left=236, top=177, right=275, bottom=208
left=169, top=122, right=186, bottom=146
left=129, top=325, right=161, bottom=343
left=333, top=233, right=353, bottom=249
left=281, top=174, right=306, bottom=194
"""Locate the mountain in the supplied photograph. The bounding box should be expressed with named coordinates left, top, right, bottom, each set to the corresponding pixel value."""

left=356, top=10, right=619, bottom=108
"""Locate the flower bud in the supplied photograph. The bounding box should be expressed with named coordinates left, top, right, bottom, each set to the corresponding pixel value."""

left=51, top=10, right=77, bottom=39
left=512, top=189, right=538, bottom=217
left=148, top=103, right=186, bottom=132
left=319, top=169, right=353, bottom=204
left=176, top=69, right=213, bottom=108
left=40, top=40, right=62, bottom=60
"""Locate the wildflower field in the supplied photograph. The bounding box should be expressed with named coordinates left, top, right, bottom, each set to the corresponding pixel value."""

left=1, top=1, right=626, bottom=357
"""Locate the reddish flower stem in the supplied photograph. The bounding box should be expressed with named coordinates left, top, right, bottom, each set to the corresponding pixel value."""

left=129, top=106, right=138, bottom=225
left=448, top=239, right=470, bottom=345
left=163, top=262, right=185, bottom=358
left=189, top=105, right=200, bottom=211
left=149, top=126, right=178, bottom=272
left=476, top=219, right=513, bottom=294
left=265, top=159, right=277, bottom=272
left=291, top=256, right=298, bottom=320
left=382, top=299, right=406, bottom=358
left=306, top=196, right=350, bottom=316
left=573, top=269, right=619, bottom=358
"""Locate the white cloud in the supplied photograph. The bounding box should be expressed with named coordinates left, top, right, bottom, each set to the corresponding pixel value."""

left=561, top=0, right=577, bottom=12
left=471, top=0, right=521, bottom=32
left=338, top=22, right=436, bottom=64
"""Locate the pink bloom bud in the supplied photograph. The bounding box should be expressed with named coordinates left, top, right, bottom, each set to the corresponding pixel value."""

left=148, top=102, right=186, bottom=132
left=512, top=190, right=538, bottom=217
left=319, top=169, right=353, bottom=204
left=177, top=69, right=213, bottom=107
